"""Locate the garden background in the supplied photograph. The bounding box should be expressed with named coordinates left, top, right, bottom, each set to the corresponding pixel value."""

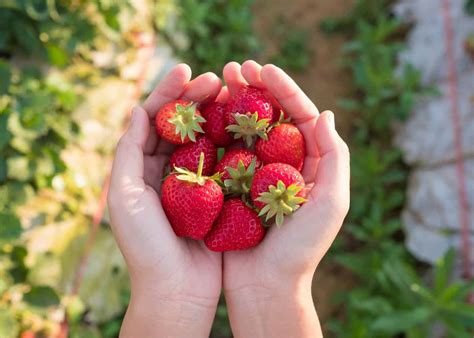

left=1, top=0, right=473, bottom=337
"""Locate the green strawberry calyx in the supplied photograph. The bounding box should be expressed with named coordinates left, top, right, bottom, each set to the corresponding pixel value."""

left=174, top=152, right=220, bottom=186
left=226, top=112, right=270, bottom=147
left=267, top=110, right=292, bottom=133
left=223, top=158, right=258, bottom=195
left=256, top=180, right=306, bottom=227
left=168, top=102, right=206, bottom=142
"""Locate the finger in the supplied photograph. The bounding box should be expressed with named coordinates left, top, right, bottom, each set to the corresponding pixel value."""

left=142, top=63, right=192, bottom=117
left=223, top=62, right=248, bottom=96
left=182, top=72, right=222, bottom=103
left=261, top=64, right=319, bottom=123
left=144, top=154, right=168, bottom=192
left=241, top=60, right=265, bottom=88
left=216, top=86, right=230, bottom=103
left=144, top=124, right=158, bottom=155
left=110, top=106, right=149, bottom=188
left=311, top=111, right=350, bottom=203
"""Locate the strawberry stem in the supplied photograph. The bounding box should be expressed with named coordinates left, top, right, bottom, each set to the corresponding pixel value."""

left=197, top=152, right=205, bottom=178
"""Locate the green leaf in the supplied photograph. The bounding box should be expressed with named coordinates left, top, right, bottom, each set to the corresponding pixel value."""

left=27, top=252, right=62, bottom=287
left=0, top=60, right=11, bottom=94
left=23, top=285, right=60, bottom=308
left=0, top=307, right=19, bottom=338
left=65, top=295, right=86, bottom=324
left=217, top=147, right=225, bottom=161
left=0, top=114, right=10, bottom=151
left=47, top=44, right=69, bottom=67
left=0, top=156, right=6, bottom=183
left=6, top=156, right=32, bottom=181
left=0, top=213, right=22, bottom=243
left=434, top=248, right=455, bottom=294
left=372, top=308, right=432, bottom=334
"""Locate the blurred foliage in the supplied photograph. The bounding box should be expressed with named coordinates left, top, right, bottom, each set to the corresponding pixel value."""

left=0, top=0, right=131, bottom=336
left=159, top=0, right=260, bottom=75
left=323, top=0, right=474, bottom=337
left=270, top=17, right=312, bottom=72
left=2, top=0, right=471, bottom=337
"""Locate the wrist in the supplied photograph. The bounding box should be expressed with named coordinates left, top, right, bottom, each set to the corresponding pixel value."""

left=225, top=275, right=322, bottom=338
left=120, top=277, right=219, bottom=338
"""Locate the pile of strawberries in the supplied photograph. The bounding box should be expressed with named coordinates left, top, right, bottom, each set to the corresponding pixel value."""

left=156, top=86, right=306, bottom=252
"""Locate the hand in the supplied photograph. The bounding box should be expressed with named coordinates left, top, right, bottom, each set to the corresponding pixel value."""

left=107, top=64, right=223, bottom=338
left=220, top=61, right=350, bottom=338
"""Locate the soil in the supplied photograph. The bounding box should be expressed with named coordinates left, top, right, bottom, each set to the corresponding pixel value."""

left=253, top=0, right=356, bottom=329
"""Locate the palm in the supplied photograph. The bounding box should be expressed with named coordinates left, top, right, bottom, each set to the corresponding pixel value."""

left=221, top=61, right=349, bottom=292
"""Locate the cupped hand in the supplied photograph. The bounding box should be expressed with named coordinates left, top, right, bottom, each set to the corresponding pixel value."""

left=220, top=61, right=350, bottom=337
left=107, top=64, right=223, bottom=337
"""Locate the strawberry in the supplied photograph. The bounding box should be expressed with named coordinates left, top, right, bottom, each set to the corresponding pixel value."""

left=225, top=86, right=273, bottom=146
left=170, top=136, right=216, bottom=176
left=155, top=100, right=205, bottom=144
left=204, top=198, right=265, bottom=252
left=214, top=148, right=261, bottom=195
left=250, top=163, right=306, bottom=226
left=256, top=123, right=306, bottom=171
left=201, top=102, right=233, bottom=147
left=161, top=153, right=224, bottom=239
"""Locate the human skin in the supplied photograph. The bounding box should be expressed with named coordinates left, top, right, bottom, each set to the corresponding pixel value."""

left=107, top=61, right=350, bottom=338
left=220, top=60, right=350, bottom=338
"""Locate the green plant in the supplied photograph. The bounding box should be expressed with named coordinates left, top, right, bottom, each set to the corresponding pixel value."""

left=331, top=249, right=474, bottom=337
left=270, top=18, right=312, bottom=72
left=323, top=0, right=474, bottom=336
left=0, top=1, right=129, bottom=336
left=159, top=0, right=260, bottom=74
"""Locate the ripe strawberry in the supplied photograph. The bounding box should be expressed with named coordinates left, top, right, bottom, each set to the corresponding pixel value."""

left=250, top=163, right=306, bottom=226
left=225, top=86, right=273, bottom=146
left=162, top=153, right=224, bottom=239
left=201, top=102, right=233, bottom=147
left=170, top=136, right=216, bottom=176
left=214, top=148, right=261, bottom=195
left=204, top=198, right=265, bottom=252
left=256, top=123, right=306, bottom=171
left=155, top=100, right=205, bottom=144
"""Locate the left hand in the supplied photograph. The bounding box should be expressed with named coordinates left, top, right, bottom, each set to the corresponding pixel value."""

left=108, top=64, right=224, bottom=338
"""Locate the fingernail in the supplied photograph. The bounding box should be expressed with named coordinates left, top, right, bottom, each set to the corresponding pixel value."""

left=327, top=111, right=335, bottom=129
left=131, top=106, right=140, bottom=125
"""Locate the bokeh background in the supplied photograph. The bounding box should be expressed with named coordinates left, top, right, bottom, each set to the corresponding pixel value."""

left=1, top=0, right=473, bottom=337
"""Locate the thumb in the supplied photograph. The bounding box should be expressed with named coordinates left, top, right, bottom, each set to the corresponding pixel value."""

left=278, top=111, right=349, bottom=254
left=110, top=106, right=150, bottom=187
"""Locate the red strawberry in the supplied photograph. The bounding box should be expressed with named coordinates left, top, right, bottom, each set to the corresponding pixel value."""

left=201, top=102, right=233, bottom=147
left=20, top=332, right=36, bottom=338
left=256, top=123, right=306, bottom=171
left=204, top=198, right=265, bottom=252
left=214, top=148, right=261, bottom=195
left=250, top=163, right=306, bottom=226
left=170, top=136, right=216, bottom=176
left=162, top=153, right=224, bottom=239
left=155, top=100, right=205, bottom=144
left=225, top=86, right=273, bottom=146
